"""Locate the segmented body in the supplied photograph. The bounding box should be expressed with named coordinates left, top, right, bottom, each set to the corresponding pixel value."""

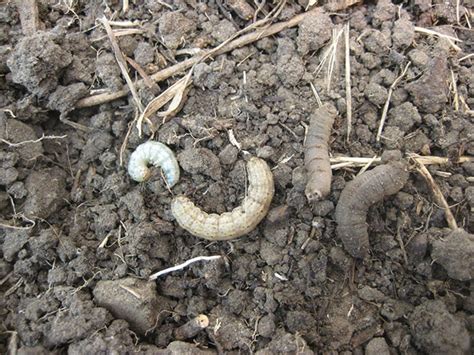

left=171, top=157, right=274, bottom=240
left=304, top=104, right=338, bottom=201
left=128, top=141, right=180, bottom=186
left=335, top=162, right=409, bottom=258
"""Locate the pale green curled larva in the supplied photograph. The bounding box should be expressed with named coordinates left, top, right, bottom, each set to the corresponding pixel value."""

left=171, top=157, right=274, bottom=240
left=128, top=141, right=180, bottom=186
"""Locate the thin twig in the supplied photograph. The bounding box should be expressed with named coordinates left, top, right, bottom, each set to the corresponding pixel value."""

left=459, top=53, right=474, bottom=62
left=309, top=82, right=322, bottom=107
left=450, top=69, right=459, bottom=111
left=414, top=26, right=463, bottom=42
left=376, top=62, right=411, bottom=142
left=125, top=56, right=155, bottom=88
left=1, top=134, right=67, bottom=147
left=119, top=108, right=139, bottom=166
left=0, top=215, right=36, bottom=230
left=356, top=155, right=377, bottom=176
left=396, top=219, right=409, bottom=265
left=5, top=277, right=24, bottom=297
left=329, top=155, right=473, bottom=170
left=414, top=26, right=462, bottom=51
left=119, top=284, right=142, bottom=299
left=91, top=29, right=145, bottom=43
left=76, top=5, right=339, bottom=108
left=149, top=255, right=222, bottom=281
left=413, top=158, right=458, bottom=230
left=314, top=26, right=344, bottom=91
left=344, top=21, right=352, bottom=142
left=101, top=16, right=144, bottom=112
left=136, top=72, right=192, bottom=136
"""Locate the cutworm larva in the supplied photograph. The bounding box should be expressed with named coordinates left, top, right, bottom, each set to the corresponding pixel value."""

left=335, top=162, right=409, bottom=258
left=304, top=104, right=338, bottom=201
left=171, top=157, right=274, bottom=240
left=128, top=141, right=180, bottom=186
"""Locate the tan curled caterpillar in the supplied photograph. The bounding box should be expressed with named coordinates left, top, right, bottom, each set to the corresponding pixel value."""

left=171, top=157, right=274, bottom=240
left=304, top=104, right=338, bottom=201
left=335, top=162, right=409, bottom=259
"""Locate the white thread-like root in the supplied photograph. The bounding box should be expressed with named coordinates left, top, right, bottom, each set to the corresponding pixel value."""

left=127, top=141, right=180, bottom=186
left=171, top=157, right=274, bottom=240
left=149, top=255, right=222, bottom=280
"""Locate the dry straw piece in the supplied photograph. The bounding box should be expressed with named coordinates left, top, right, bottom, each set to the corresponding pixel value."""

left=412, top=156, right=458, bottom=230
left=75, top=2, right=360, bottom=109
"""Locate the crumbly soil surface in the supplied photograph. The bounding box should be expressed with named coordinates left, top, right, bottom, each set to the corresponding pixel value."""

left=1, top=1, right=473, bottom=354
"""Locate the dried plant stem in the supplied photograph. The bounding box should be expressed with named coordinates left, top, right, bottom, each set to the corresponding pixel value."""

left=0, top=214, right=36, bottom=230
left=330, top=155, right=473, bottom=170
left=100, top=16, right=144, bottom=112
left=450, top=69, right=459, bottom=111
left=76, top=6, right=342, bottom=109
left=16, top=0, right=41, bottom=35
left=1, top=134, right=67, bottom=147
left=414, top=160, right=458, bottom=230
left=459, top=53, right=474, bottom=62
left=414, top=26, right=462, bottom=51
left=408, top=155, right=473, bottom=165
left=314, top=26, right=344, bottom=91
left=122, top=0, right=129, bottom=12
left=310, top=82, right=322, bottom=107
left=344, top=21, right=352, bottom=142
left=376, top=62, right=411, bottom=142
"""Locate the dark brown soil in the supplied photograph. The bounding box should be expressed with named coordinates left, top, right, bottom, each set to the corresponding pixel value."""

left=1, top=1, right=473, bottom=354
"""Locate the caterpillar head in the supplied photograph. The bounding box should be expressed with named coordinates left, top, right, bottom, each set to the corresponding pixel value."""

left=305, top=186, right=323, bottom=203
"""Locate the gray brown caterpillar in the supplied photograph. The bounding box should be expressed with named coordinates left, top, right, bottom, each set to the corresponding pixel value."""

left=304, top=104, right=338, bottom=201
left=335, top=162, right=409, bottom=258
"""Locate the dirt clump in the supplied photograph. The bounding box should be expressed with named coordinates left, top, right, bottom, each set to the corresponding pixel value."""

left=178, top=147, right=222, bottom=180
left=365, top=337, right=390, bottom=355
left=406, top=55, right=450, bottom=113
left=297, top=8, right=333, bottom=55
left=7, top=32, right=72, bottom=97
left=23, top=168, right=67, bottom=219
left=0, top=118, right=43, bottom=161
left=408, top=300, right=471, bottom=355
left=93, top=277, right=175, bottom=335
left=1, top=1, right=473, bottom=353
left=431, top=228, right=474, bottom=281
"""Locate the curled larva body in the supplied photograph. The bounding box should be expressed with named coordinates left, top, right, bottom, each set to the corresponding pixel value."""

left=335, top=162, right=409, bottom=259
left=304, top=104, right=338, bottom=201
left=128, top=141, right=180, bottom=186
left=171, top=157, right=274, bottom=240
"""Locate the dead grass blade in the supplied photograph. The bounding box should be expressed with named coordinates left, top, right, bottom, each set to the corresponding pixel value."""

left=344, top=21, right=352, bottom=142
left=414, top=26, right=462, bottom=51
left=76, top=4, right=345, bottom=109
left=136, top=70, right=193, bottom=136
left=314, top=26, right=345, bottom=91
left=101, top=16, right=144, bottom=112
left=330, top=155, right=473, bottom=169
left=376, top=61, right=411, bottom=142
left=412, top=156, right=458, bottom=230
